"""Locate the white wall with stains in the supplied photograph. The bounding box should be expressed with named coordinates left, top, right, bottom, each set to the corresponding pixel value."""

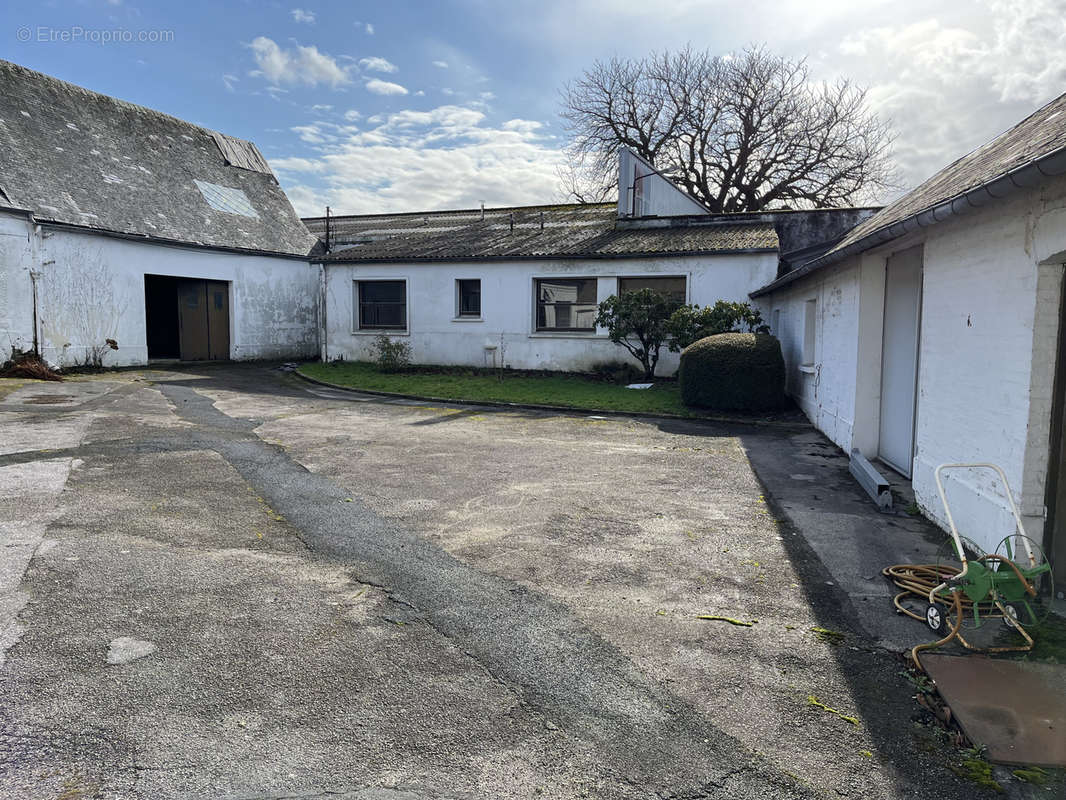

left=0, top=211, right=319, bottom=367
left=757, top=175, right=1066, bottom=558
left=319, top=252, right=778, bottom=376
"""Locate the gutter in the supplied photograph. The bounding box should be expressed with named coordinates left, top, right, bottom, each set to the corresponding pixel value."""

left=28, top=217, right=316, bottom=262
left=750, top=144, right=1066, bottom=298
left=316, top=246, right=779, bottom=266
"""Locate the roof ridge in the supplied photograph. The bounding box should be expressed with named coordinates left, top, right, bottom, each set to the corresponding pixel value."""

left=302, top=202, right=618, bottom=222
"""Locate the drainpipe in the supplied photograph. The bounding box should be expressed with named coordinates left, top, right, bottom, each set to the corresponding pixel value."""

left=29, top=269, right=40, bottom=357
left=319, top=262, right=328, bottom=363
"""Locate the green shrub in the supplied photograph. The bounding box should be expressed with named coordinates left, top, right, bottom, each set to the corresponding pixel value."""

left=678, top=332, right=785, bottom=411
left=594, top=289, right=675, bottom=379
left=370, top=334, right=412, bottom=373
left=587, top=360, right=644, bottom=384
left=666, top=301, right=765, bottom=352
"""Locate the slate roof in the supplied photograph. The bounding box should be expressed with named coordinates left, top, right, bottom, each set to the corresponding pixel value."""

left=753, top=90, right=1066, bottom=295
left=306, top=203, right=779, bottom=262
left=0, top=60, right=316, bottom=257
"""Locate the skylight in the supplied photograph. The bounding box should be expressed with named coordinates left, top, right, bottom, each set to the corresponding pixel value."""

left=194, top=180, right=259, bottom=219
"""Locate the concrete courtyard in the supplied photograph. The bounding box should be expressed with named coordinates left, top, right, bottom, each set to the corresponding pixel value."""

left=0, top=365, right=1003, bottom=799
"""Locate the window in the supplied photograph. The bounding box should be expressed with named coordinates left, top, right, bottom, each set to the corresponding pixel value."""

left=457, top=279, right=481, bottom=317
left=618, top=276, right=687, bottom=306
left=536, top=278, right=598, bottom=331
left=632, top=164, right=645, bottom=217
left=772, top=308, right=781, bottom=336
left=802, top=299, right=817, bottom=366
left=356, top=280, right=407, bottom=330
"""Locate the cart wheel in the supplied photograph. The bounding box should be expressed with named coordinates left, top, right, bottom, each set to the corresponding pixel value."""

left=1002, top=602, right=1027, bottom=629
left=926, top=602, right=949, bottom=635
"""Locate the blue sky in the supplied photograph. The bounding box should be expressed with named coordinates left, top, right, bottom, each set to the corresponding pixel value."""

left=3, top=0, right=1066, bottom=215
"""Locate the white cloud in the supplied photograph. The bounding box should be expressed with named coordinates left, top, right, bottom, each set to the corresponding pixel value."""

left=366, top=78, right=409, bottom=96
left=829, top=0, right=1066, bottom=193
left=343, top=109, right=362, bottom=121
left=441, top=87, right=456, bottom=96
left=311, top=103, right=333, bottom=112
left=291, top=124, right=332, bottom=144
left=249, top=36, right=351, bottom=88
left=359, top=56, right=398, bottom=74
left=271, top=104, right=561, bottom=215
left=290, top=8, right=315, bottom=24
left=365, top=23, right=375, bottom=35
left=222, top=73, right=239, bottom=92
left=432, top=60, right=449, bottom=68
left=502, top=119, right=543, bottom=134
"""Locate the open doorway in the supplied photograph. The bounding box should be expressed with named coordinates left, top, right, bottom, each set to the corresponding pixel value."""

left=144, top=275, right=230, bottom=361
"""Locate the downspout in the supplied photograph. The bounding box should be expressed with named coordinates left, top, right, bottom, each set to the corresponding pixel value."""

left=318, top=262, right=328, bottom=363
left=29, top=269, right=40, bottom=357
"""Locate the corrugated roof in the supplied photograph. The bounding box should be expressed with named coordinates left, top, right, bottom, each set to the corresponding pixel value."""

left=752, top=90, right=1066, bottom=295
left=0, top=60, right=317, bottom=257
left=306, top=204, right=778, bottom=262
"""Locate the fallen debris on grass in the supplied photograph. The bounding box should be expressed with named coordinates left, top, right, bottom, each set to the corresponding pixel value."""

left=810, top=626, right=847, bottom=645
left=0, top=349, right=62, bottom=381
left=697, top=615, right=758, bottom=627
left=807, top=695, right=860, bottom=725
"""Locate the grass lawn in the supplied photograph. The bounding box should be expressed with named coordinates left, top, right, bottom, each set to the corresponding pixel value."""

left=298, top=361, right=696, bottom=416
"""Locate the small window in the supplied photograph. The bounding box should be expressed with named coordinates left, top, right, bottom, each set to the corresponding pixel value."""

left=356, top=280, right=407, bottom=330
left=772, top=308, right=781, bottom=336
left=802, top=299, right=817, bottom=366
left=457, top=279, right=481, bottom=317
left=618, top=276, right=686, bottom=306
left=536, top=278, right=598, bottom=331
left=632, top=164, right=645, bottom=217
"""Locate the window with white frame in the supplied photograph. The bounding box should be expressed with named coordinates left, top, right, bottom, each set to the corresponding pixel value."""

left=355, top=279, right=407, bottom=331
left=535, top=278, right=598, bottom=331
left=802, top=299, right=817, bottom=366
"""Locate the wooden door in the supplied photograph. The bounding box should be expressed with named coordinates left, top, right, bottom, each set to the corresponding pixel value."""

left=206, top=281, right=230, bottom=360
left=177, top=280, right=209, bottom=361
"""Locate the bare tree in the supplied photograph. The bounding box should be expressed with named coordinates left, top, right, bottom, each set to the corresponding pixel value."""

left=561, top=45, right=895, bottom=212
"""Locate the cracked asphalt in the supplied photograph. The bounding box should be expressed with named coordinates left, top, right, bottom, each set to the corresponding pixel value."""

left=0, top=364, right=999, bottom=799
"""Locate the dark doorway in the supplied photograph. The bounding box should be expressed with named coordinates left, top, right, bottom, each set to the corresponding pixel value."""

left=145, top=275, right=230, bottom=361
left=145, top=275, right=182, bottom=359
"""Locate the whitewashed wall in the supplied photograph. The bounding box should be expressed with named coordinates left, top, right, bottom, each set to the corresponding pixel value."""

left=758, top=176, right=1066, bottom=557
left=758, top=258, right=862, bottom=450
left=320, top=252, right=778, bottom=376
left=0, top=212, right=319, bottom=367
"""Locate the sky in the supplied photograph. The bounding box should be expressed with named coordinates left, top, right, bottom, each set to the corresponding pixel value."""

left=3, top=0, right=1066, bottom=216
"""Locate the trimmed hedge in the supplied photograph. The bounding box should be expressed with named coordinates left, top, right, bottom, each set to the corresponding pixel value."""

left=679, top=332, right=786, bottom=411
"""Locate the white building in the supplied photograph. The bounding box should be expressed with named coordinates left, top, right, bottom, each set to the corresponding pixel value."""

left=751, top=93, right=1066, bottom=586
left=308, top=151, right=873, bottom=376
left=0, top=60, right=319, bottom=367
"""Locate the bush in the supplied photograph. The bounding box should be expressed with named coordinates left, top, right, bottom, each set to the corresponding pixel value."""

left=666, top=300, right=764, bottom=352
left=594, top=289, right=675, bottom=379
left=587, top=360, right=644, bottom=385
left=678, top=332, right=785, bottom=411
left=370, top=334, right=412, bottom=373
